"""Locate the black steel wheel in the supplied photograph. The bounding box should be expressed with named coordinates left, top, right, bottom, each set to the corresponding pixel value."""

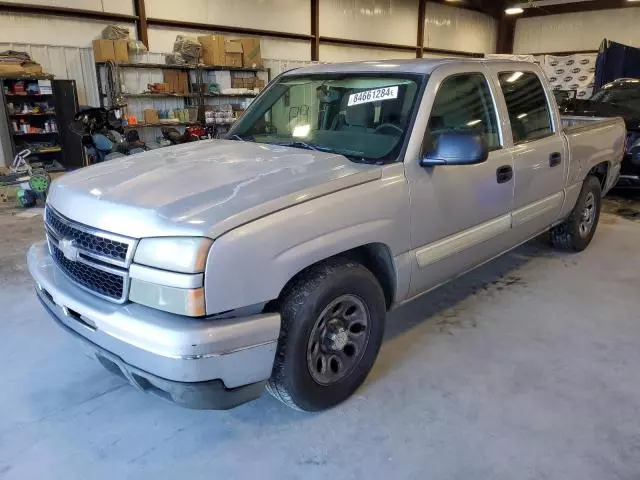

left=267, top=259, right=386, bottom=411
left=306, top=294, right=371, bottom=386
left=550, top=175, right=602, bottom=252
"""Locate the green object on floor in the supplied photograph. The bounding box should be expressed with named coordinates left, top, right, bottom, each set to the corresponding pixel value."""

left=28, top=172, right=50, bottom=193
left=16, top=188, right=37, bottom=208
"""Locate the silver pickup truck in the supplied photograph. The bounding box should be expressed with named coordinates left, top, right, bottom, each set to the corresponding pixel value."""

left=28, top=59, right=624, bottom=411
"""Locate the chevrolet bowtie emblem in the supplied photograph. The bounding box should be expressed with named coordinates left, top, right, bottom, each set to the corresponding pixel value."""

left=59, top=238, right=79, bottom=262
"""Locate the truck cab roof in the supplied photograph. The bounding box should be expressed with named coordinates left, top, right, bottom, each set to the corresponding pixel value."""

left=286, top=58, right=538, bottom=77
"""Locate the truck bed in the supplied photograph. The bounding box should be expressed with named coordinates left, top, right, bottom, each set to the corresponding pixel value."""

left=561, top=115, right=622, bottom=131
left=561, top=115, right=625, bottom=195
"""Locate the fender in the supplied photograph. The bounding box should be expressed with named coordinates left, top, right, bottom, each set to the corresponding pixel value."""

left=203, top=165, right=412, bottom=314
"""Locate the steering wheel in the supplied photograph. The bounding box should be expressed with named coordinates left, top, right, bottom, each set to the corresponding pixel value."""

left=374, top=123, right=403, bottom=135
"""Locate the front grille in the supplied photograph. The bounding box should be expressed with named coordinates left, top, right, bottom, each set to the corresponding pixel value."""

left=45, top=208, right=129, bottom=262
left=44, top=206, right=136, bottom=303
left=51, top=243, right=124, bottom=300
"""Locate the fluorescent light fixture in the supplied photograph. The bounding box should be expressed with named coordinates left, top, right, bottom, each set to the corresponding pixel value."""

left=466, top=119, right=482, bottom=126
left=507, top=71, right=524, bottom=83
left=292, top=124, right=311, bottom=137
left=517, top=113, right=528, bottom=119
left=506, top=0, right=594, bottom=13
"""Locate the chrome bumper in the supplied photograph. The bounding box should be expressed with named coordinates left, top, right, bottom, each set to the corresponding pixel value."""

left=27, top=242, right=280, bottom=389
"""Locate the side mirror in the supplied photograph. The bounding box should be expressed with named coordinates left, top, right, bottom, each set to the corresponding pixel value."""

left=420, top=131, right=489, bottom=167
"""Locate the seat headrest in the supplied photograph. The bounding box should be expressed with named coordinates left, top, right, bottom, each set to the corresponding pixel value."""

left=345, top=103, right=372, bottom=128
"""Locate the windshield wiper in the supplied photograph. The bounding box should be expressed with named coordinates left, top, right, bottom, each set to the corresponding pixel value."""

left=275, top=141, right=377, bottom=163
left=275, top=141, right=325, bottom=152
left=227, top=134, right=255, bottom=142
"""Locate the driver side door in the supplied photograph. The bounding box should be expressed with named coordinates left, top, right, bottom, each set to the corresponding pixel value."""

left=406, top=66, right=515, bottom=296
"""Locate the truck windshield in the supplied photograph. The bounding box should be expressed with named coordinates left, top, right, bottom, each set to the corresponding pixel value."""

left=228, top=74, right=424, bottom=163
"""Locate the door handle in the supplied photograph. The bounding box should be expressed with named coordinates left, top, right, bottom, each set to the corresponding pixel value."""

left=496, top=165, right=513, bottom=184
left=549, top=152, right=562, bottom=167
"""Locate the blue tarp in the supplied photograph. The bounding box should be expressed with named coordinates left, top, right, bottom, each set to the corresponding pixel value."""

left=595, top=39, right=640, bottom=91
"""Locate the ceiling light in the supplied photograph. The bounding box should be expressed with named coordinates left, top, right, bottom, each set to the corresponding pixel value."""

left=506, top=71, right=524, bottom=83
left=505, top=7, right=524, bottom=14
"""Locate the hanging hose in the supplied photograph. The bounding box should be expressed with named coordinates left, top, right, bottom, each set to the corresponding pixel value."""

left=105, top=60, right=125, bottom=107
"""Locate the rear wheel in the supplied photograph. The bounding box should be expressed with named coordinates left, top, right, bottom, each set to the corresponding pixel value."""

left=267, top=259, right=386, bottom=411
left=550, top=175, right=602, bottom=251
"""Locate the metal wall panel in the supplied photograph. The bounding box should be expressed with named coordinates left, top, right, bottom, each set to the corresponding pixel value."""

left=0, top=13, right=135, bottom=46
left=319, top=44, right=415, bottom=62
left=0, top=0, right=134, bottom=15
left=514, top=8, right=640, bottom=53
left=145, top=0, right=311, bottom=35
left=424, top=2, right=496, bottom=54
left=319, top=0, right=418, bottom=46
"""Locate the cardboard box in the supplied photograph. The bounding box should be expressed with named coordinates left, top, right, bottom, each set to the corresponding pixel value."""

left=164, top=71, right=188, bottom=94
left=179, top=71, right=188, bottom=94
left=113, top=39, right=129, bottom=63
left=143, top=109, right=159, bottom=124
left=0, top=63, right=25, bottom=75
left=198, top=35, right=225, bottom=66
left=93, top=39, right=116, bottom=62
left=22, top=63, right=43, bottom=75
left=231, top=77, right=243, bottom=89
left=224, top=40, right=243, bottom=68
left=240, top=38, right=262, bottom=68
left=164, top=71, right=177, bottom=92
left=255, top=78, right=266, bottom=89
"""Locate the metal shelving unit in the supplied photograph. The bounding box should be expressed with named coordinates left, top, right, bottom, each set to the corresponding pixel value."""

left=96, top=61, right=266, bottom=73
left=121, top=92, right=258, bottom=99
left=95, top=60, right=269, bottom=142
left=0, top=76, right=82, bottom=170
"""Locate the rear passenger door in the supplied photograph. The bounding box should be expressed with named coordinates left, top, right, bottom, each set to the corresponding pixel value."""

left=493, top=69, right=566, bottom=237
left=406, top=66, right=514, bottom=297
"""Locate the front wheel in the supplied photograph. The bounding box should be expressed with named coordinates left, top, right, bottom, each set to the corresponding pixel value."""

left=550, top=175, right=602, bottom=251
left=267, top=259, right=386, bottom=411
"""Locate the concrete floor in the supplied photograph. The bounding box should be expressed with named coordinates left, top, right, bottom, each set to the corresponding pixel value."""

left=1, top=194, right=640, bottom=480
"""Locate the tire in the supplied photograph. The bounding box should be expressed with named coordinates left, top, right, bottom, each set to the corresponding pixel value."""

left=266, top=259, right=386, bottom=411
left=550, top=175, right=602, bottom=252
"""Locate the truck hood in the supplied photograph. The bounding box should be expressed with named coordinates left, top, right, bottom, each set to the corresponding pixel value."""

left=48, top=140, right=381, bottom=238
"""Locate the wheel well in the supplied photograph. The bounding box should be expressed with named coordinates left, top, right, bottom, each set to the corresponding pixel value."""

left=589, top=162, right=609, bottom=189
left=342, top=243, right=396, bottom=309
left=269, top=243, right=397, bottom=312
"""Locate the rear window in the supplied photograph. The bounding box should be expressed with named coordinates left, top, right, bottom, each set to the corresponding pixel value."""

left=498, top=71, right=554, bottom=144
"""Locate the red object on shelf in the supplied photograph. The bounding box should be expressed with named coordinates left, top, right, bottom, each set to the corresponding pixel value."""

left=13, top=82, right=25, bottom=93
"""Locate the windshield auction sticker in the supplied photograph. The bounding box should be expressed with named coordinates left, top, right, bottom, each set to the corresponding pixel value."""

left=348, top=86, right=398, bottom=107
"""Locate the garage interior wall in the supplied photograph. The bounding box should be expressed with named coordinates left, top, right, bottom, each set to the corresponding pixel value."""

left=514, top=7, right=640, bottom=54
left=0, top=0, right=497, bottom=61
left=0, top=0, right=499, bottom=166
left=424, top=2, right=496, bottom=54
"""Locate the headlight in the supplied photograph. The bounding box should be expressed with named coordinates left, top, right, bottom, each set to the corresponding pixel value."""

left=133, top=237, right=213, bottom=273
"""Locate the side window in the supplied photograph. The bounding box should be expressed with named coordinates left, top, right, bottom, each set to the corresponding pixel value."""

left=498, top=71, right=553, bottom=144
left=426, top=73, right=501, bottom=152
